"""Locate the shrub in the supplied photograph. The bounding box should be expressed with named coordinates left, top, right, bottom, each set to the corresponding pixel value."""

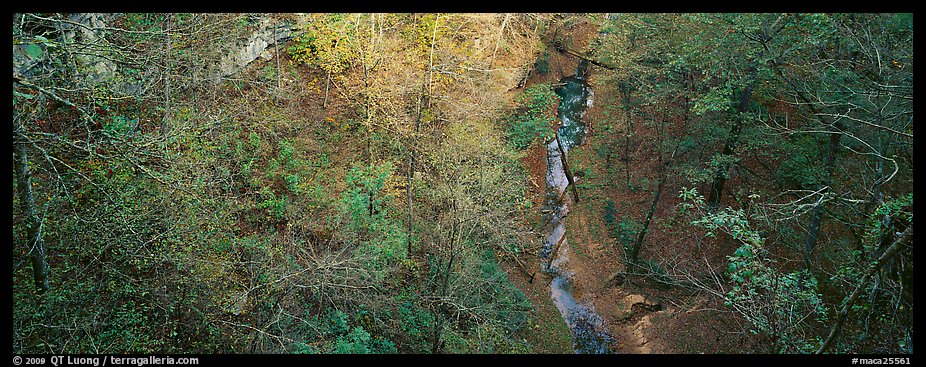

left=330, top=326, right=396, bottom=354
left=603, top=200, right=641, bottom=252
left=503, top=83, right=559, bottom=150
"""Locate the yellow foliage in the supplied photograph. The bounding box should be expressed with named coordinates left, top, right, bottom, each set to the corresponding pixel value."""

left=385, top=171, right=407, bottom=199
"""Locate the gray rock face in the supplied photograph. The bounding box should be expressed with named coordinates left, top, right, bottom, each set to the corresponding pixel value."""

left=13, top=13, right=119, bottom=82
left=13, top=13, right=123, bottom=96
left=66, top=13, right=119, bottom=83
left=15, top=14, right=296, bottom=97
left=214, top=21, right=293, bottom=83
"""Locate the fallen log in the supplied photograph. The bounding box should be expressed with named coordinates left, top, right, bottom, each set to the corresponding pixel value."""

left=555, top=131, right=580, bottom=203
left=553, top=41, right=617, bottom=70
left=546, top=232, right=567, bottom=270
left=500, top=249, right=537, bottom=283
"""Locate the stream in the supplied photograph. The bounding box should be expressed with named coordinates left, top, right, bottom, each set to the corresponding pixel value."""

left=539, top=60, right=614, bottom=354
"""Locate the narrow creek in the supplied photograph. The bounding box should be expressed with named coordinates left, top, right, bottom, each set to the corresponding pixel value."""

left=540, top=60, right=615, bottom=354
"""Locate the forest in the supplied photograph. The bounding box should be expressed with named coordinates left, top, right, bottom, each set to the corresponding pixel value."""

left=12, top=13, right=913, bottom=355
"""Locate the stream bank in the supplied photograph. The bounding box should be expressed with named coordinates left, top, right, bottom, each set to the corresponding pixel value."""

left=504, top=17, right=675, bottom=354
left=504, top=15, right=767, bottom=354
left=539, top=60, right=616, bottom=354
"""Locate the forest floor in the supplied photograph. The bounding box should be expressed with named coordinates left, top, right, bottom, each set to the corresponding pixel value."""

left=503, top=17, right=764, bottom=354
left=241, top=15, right=764, bottom=354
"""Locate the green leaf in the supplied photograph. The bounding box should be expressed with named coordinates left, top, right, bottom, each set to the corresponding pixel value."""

left=25, top=44, right=43, bottom=59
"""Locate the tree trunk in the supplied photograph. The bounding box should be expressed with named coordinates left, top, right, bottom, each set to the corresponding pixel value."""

left=764, top=46, right=846, bottom=272
left=801, top=123, right=843, bottom=270
left=816, top=225, right=912, bottom=353
left=407, top=80, right=427, bottom=255
left=431, top=247, right=454, bottom=353
left=628, top=147, right=677, bottom=265
left=618, top=80, right=633, bottom=189
left=801, top=200, right=825, bottom=271
left=554, top=131, right=579, bottom=203
left=368, top=190, right=375, bottom=217
left=14, top=121, right=50, bottom=293
left=432, top=212, right=459, bottom=354
left=553, top=40, right=617, bottom=70
left=546, top=230, right=567, bottom=270
left=406, top=151, right=414, bottom=253
left=706, top=65, right=758, bottom=211
left=491, top=13, right=510, bottom=63
left=634, top=70, right=691, bottom=265
left=408, top=16, right=438, bottom=255
left=163, top=13, right=172, bottom=130
left=273, top=16, right=282, bottom=92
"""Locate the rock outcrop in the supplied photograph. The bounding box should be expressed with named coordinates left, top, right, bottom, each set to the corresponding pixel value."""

left=214, top=20, right=293, bottom=83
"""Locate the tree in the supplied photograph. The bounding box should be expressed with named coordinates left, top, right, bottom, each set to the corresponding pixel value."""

left=678, top=187, right=831, bottom=353
left=759, top=14, right=912, bottom=274
left=13, top=112, right=50, bottom=293
left=417, top=119, right=533, bottom=353
left=591, top=13, right=913, bottom=353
